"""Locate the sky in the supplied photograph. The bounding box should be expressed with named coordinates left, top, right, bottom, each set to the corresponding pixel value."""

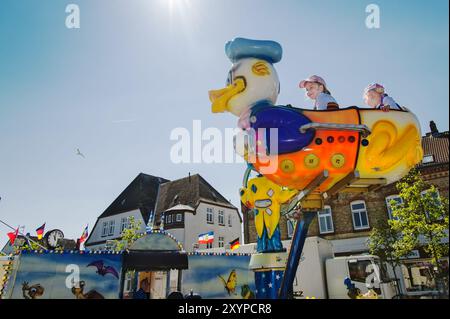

left=0, top=0, right=448, bottom=248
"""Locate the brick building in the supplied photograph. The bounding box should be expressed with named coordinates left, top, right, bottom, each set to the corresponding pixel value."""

left=243, top=121, right=449, bottom=296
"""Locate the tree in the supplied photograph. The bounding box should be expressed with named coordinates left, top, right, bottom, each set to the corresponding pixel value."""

left=389, top=168, right=449, bottom=297
left=112, top=216, right=144, bottom=252
left=368, top=218, right=404, bottom=296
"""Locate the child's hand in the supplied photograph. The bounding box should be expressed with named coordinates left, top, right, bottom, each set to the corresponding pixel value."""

left=381, top=104, right=390, bottom=112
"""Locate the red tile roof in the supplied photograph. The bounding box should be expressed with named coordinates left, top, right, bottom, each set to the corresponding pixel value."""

left=420, top=131, right=449, bottom=167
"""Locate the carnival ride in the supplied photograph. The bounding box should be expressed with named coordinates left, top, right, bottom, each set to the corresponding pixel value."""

left=209, top=37, right=423, bottom=299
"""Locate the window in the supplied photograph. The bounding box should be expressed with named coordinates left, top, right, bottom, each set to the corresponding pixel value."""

left=102, top=221, right=108, bottom=237
left=218, top=236, right=224, bottom=248
left=348, top=259, right=373, bottom=283
left=317, top=206, right=334, bottom=234
left=401, top=260, right=443, bottom=293
left=287, top=220, right=294, bottom=239
left=351, top=201, right=370, bottom=230
left=422, top=154, right=434, bottom=164
left=121, top=217, right=130, bottom=232
left=228, top=214, right=232, bottom=227
left=176, top=213, right=182, bottom=222
left=167, top=214, right=172, bottom=224
left=385, top=195, right=403, bottom=220
left=108, top=220, right=115, bottom=236
left=421, top=189, right=442, bottom=220
left=218, top=210, right=224, bottom=225
left=206, top=242, right=213, bottom=249
left=348, top=259, right=389, bottom=284
left=206, top=208, right=214, bottom=224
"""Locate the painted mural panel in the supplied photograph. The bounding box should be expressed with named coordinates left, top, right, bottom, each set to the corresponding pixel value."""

left=182, top=254, right=255, bottom=299
left=9, top=252, right=122, bottom=299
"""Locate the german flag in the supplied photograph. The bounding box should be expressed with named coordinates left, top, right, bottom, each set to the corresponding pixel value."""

left=230, top=237, right=240, bottom=251
left=36, top=223, right=45, bottom=240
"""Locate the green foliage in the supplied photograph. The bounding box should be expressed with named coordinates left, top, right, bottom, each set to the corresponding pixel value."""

left=369, top=168, right=449, bottom=296
left=389, top=168, right=449, bottom=268
left=112, top=216, right=144, bottom=251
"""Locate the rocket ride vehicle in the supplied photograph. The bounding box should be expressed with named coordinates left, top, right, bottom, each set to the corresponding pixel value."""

left=209, top=37, right=423, bottom=212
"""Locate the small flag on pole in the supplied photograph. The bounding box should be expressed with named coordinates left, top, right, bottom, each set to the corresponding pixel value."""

left=79, top=225, right=89, bottom=244
left=198, top=231, right=214, bottom=244
left=36, top=223, right=45, bottom=240
left=7, top=228, right=19, bottom=245
left=230, top=237, right=240, bottom=250
left=146, top=211, right=154, bottom=233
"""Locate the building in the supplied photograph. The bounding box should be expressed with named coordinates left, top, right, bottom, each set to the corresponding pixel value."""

left=85, top=173, right=169, bottom=250
left=243, top=121, right=449, bottom=296
left=85, top=173, right=242, bottom=253
left=155, top=174, right=242, bottom=253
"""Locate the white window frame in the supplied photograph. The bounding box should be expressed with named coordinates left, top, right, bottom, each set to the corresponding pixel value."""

left=108, top=220, right=115, bottom=236
left=421, top=188, right=442, bottom=220
left=102, top=221, right=108, bottom=237
left=385, top=195, right=403, bottom=220
left=206, top=208, right=214, bottom=224
left=176, top=213, right=182, bottom=222
left=120, top=217, right=129, bottom=232
left=228, top=214, right=232, bottom=227
left=350, top=200, right=370, bottom=230
left=317, top=205, right=334, bottom=234
left=422, top=154, right=434, bottom=164
left=167, top=214, right=172, bottom=224
left=218, top=210, right=225, bottom=226
left=218, top=236, right=224, bottom=248
left=206, top=242, right=213, bottom=249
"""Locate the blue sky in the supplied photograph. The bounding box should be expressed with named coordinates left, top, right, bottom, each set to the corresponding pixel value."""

left=0, top=0, right=448, bottom=248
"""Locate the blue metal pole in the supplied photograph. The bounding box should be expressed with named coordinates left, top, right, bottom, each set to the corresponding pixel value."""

left=278, top=211, right=316, bottom=299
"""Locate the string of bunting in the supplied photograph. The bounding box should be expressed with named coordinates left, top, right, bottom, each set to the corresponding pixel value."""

left=144, top=229, right=185, bottom=251
left=187, top=252, right=252, bottom=257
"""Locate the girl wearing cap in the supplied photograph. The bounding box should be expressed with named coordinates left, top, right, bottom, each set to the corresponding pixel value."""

left=299, top=75, right=339, bottom=110
left=364, top=83, right=402, bottom=112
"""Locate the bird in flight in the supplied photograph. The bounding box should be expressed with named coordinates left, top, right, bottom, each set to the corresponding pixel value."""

left=76, top=148, right=85, bottom=158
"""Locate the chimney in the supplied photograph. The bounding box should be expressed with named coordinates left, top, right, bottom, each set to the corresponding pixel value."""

left=188, top=172, right=191, bottom=183
left=430, top=121, right=439, bottom=137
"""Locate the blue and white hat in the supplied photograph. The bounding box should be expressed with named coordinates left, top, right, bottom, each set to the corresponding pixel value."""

left=225, top=37, right=283, bottom=64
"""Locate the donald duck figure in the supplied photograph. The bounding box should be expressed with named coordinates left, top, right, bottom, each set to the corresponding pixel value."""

left=209, top=37, right=282, bottom=130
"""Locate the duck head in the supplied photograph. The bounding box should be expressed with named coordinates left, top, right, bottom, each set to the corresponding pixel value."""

left=209, top=38, right=282, bottom=117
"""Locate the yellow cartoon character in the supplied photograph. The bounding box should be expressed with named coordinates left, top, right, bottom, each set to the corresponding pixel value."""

left=240, top=175, right=297, bottom=252
left=218, top=270, right=237, bottom=295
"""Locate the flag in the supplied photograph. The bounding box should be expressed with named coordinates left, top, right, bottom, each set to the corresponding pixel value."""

left=198, top=231, right=214, bottom=244
left=230, top=237, right=240, bottom=250
left=36, top=223, right=45, bottom=240
left=79, top=225, right=89, bottom=244
left=7, top=228, right=19, bottom=245
left=146, top=211, right=154, bottom=233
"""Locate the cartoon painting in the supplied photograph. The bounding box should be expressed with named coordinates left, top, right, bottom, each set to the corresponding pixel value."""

left=9, top=252, right=122, bottom=299
left=182, top=254, right=255, bottom=299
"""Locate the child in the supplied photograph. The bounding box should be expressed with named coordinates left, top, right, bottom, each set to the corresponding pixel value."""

left=364, top=83, right=402, bottom=112
left=299, top=75, right=339, bottom=110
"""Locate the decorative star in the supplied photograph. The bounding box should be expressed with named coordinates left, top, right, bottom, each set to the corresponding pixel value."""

left=262, top=288, right=266, bottom=293
left=268, top=282, right=273, bottom=288
left=276, top=274, right=280, bottom=280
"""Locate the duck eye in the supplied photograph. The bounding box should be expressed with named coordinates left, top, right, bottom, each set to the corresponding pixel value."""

left=226, top=71, right=232, bottom=86
left=251, top=184, right=257, bottom=193
left=30, top=288, right=36, bottom=293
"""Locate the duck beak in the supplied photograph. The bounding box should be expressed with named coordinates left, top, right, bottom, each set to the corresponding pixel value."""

left=209, top=78, right=246, bottom=113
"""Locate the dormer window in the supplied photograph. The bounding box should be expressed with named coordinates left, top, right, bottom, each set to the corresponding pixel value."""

left=422, top=154, right=434, bottom=164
